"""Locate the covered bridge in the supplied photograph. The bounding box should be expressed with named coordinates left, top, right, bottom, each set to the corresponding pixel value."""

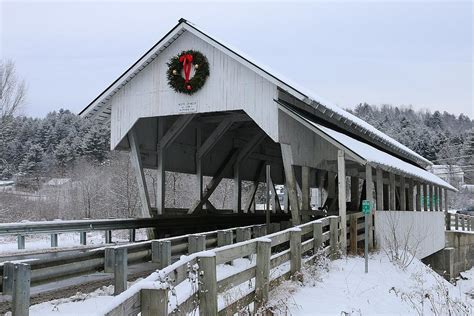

left=80, top=19, right=455, bottom=257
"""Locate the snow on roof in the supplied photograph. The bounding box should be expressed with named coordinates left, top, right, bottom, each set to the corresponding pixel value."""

left=80, top=18, right=431, bottom=167
left=309, top=121, right=455, bottom=190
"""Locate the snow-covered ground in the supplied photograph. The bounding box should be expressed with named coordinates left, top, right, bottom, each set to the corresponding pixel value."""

left=22, top=252, right=473, bottom=315
left=271, top=253, right=473, bottom=315
left=0, top=229, right=148, bottom=254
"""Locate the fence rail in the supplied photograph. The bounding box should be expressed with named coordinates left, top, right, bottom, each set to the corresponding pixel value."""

left=103, top=215, right=346, bottom=316
left=445, top=212, right=474, bottom=232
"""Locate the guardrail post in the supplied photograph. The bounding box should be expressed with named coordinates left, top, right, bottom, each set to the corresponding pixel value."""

left=105, top=230, right=112, bottom=244
left=253, top=225, right=267, bottom=238
left=141, top=288, right=168, bottom=316
left=51, top=233, right=58, bottom=248
left=80, top=232, right=87, bottom=245
left=17, top=235, right=25, bottom=250
left=329, top=217, right=339, bottom=259
left=12, top=263, right=31, bottom=316
left=114, top=247, right=127, bottom=295
left=104, top=247, right=115, bottom=273
left=471, top=217, right=474, bottom=232
left=349, top=214, right=357, bottom=254
left=2, top=262, right=15, bottom=295
left=313, top=221, right=323, bottom=254
left=129, top=229, right=136, bottom=242
left=454, top=214, right=459, bottom=230
left=188, top=235, right=206, bottom=254
left=218, top=230, right=233, bottom=265
left=236, top=227, right=251, bottom=243
left=461, top=216, right=466, bottom=231
left=290, top=228, right=302, bottom=275
left=255, top=239, right=271, bottom=311
left=198, top=254, right=218, bottom=316
left=445, top=212, right=451, bottom=231
left=152, top=240, right=171, bottom=269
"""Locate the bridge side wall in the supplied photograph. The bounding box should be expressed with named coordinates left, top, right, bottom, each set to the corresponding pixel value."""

left=374, top=211, right=445, bottom=259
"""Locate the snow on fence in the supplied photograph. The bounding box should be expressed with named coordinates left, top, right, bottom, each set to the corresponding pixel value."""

left=1, top=223, right=268, bottom=315
left=101, top=216, right=343, bottom=316
left=446, top=212, right=474, bottom=232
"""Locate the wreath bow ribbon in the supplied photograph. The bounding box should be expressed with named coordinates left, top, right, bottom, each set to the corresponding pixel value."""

left=179, top=53, right=193, bottom=85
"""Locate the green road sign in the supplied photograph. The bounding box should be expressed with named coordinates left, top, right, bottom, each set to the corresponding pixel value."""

left=362, top=200, right=372, bottom=214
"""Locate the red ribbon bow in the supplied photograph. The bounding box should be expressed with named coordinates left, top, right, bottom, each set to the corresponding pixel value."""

left=179, top=53, right=193, bottom=85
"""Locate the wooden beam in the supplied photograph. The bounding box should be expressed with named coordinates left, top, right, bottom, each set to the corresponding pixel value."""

left=301, top=166, right=310, bottom=222
left=158, top=114, right=196, bottom=150
left=196, top=126, right=203, bottom=211
left=423, top=183, right=428, bottom=211
left=415, top=182, right=422, bottom=211
left=244, top=161, right=266, bottom=213
left=337, top=150, right=347, bottom=253
left=156, top=118, right=165, bottom=215
left=365, top=164, right=374, bottom=249
left=389, top=173, right=396, bottom=210
left=269, top=173, right=282, bottom=213
left=407, top=178, right=414, bottom=211
left=233, top=162, right=241, bottom=213
left=429, top=184, right=434, bottom=211
left=281, top=144, right=300, bottom=225
left=400, top=176, right=406, bottom=211
left=197, top=117, right=234, bottom=159
left=376, top=168, right=384, bottom=211
left=266, top=164, right=271, bottom=231
left=351, top=176, right=360, bottom=212
left=128, top=128, right=152, bottom=219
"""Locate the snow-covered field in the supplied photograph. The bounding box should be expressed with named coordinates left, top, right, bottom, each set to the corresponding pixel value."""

left=274, top=253, right=473, bottom=315
left=22, top=252, right=473, bottom=315
left=0, top=229, right=148, bottom=254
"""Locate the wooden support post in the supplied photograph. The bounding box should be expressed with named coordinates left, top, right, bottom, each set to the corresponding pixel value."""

left=337, top=150, right=347, bottom=253
left=281, top=144, right=300, bottom=225
left=217, top=230, right=233, bottom=247
left=51, top=233, right=58, bottom=248
left=198, top=254, right=218, bottom=316
left=429, top=185, right=434, bottom=212
left=389, top=173, right=396, bottom=210
left=129, top=229, right=136, bottom=242
left=152, top=240, right=171, bottom=269
left=188, top=235, right=206, bottom=254
left=400, top=176, right=406, bottom=211
left=444, top=188, right=448, bottom=212
left=329, top=217, right=339, bottom=259
left=141, top=288, right=168, bottom=316
left=408, top=179, right=414, bottom=211
left=80, top=232, right=87, bottom=245
left=290, top=228, right=302, bottom=275
left=253, top=225, right=267, bottom=238
left=233, top=162, right=241, bottom=213
left=435, top=186, right=440, bottom=211
left=128, top=128, right=153, bottom=225
left=114, top=248, right=127, bottom=295
left=351, top=176, right=360, bottom=211
left=265, top=164, right=271, bottom=230
left=12, top=263, right=30, bottom=316
left=156, top=140, right=165, bottom=215
left=313, top=221, right=323, bottom=253
left=445, top=212, right=451, bottom=230
left=236, top=227, right=252, bottom=243
left=195, top=126, right=203, bottom=213
left=455, top=213, right=459, bottom=230
left=423, top=183, right=428, bottom=211
left=376, top=168, right=384, bottom=211
left=244, top=161, right=265, bottom=213
left=415, top=182, right=421, bottom=211
left=439, top=186, right=444, bottom=212
left=104, top=247, right=114, bottom=273
left=17, top=235, right=25, bottom=250
left=255, top=239, right=271, bottom=310
left=302, top=166, right=310, bottom=221
left=365, top=164, right=374, bottom=250
left=105, top=230, right=112, bottom=244
left=349, top=214, right=358, bottom=254
left=2, top=262, right=14, bottom=295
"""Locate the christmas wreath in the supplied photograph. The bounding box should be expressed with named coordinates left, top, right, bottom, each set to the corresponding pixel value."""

left=166, top=50, right=210, bottom=95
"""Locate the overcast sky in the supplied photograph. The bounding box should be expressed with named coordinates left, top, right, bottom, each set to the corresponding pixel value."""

left=1, top=0, right=472, bottom=118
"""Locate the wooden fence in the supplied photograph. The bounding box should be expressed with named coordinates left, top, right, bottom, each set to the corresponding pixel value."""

left=103, top=215, right=347, bottom=316
left=446, top=212, right=474, bottom=232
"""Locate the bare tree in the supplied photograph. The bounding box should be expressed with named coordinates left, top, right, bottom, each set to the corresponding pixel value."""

left=0, top=59, right=26, bottom=118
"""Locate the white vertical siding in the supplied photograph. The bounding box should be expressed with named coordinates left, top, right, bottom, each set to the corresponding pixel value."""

left=110, top=31, right=278, bottom=149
